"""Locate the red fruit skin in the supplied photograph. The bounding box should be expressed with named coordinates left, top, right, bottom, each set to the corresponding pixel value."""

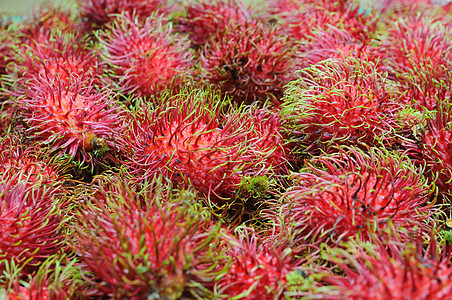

left=17, top=78, right=124, bottom=165
left=322, top=232, right=452, bottom=300
left=216, top=229, right=292, bottom=299
left=73, top=178, right=217, bottom=299
left=175, top=0, right=263, bottom=48
left=277, top=147, right=432, bottom=246
left=420, top=109, right=452, bottom=199
left=281, top=57, right=400, bottom=153
left=0, top=135, right=65, bottom=186
left=381, top=15, right=452, bottom=85
left=200, top=23, right=297, bottom=105
left=77, top=0, right=172, bottom=32
left=0, top=179, right=64, bottom=273
left=123, top=91, right=287, bottom=201
left=99, top=13, right=194, bottom=98
left=267, top=0, right=377, bottom=43
left=11, top=30, right=104, bottom=96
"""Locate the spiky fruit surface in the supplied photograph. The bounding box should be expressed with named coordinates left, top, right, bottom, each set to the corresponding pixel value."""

left=321, top=230, right=452, bottom=299
left=200, top=22, right=297, bottom=105
left=281, top=57, right=400, bottom=153
left=268, top=0, right=377, bottom=43
left=73, top=176, right=219, bottom=299
left=0, top=135, right=68, bottom=186
left=11, top=30, right=104, bottom=92
left=0, top=179, right=64, bottom=272
left=16, top=78, right=124, bottom=165
left=176, top=0, right=262, bottom=48
left=420, top=107, right=452, bottom=198
left=381, top=14, right=452, bottom=85
left=215, top=228, right=292, bottom=299
left=123, top=89, right=287, bottom=201
left=298, top=27, right=383, bottom=68
left=77, top=0, right=172, bottom=32
left=99, top=13, right=194, bottom=98
left=276, top=147, right=432, bottom=246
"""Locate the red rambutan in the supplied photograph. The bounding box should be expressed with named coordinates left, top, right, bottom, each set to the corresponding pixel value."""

left=200, top=22, right=297, bottom=105
left=11, top=30, right=104, bottom=95
left=123, top=88, right=287, bottom=201
left=275, top=147, right=433, bottom=246
left=175, top=0, right=264, bottom=48
left=214, top=227, right=293, bottom=299
left=281, top=57, right=400, bottom=154
left=98, top=12, right=194, bottom=98
left=76, top=0, right=172, bottom=32
left=380, top=14, right=452, bottom=86
left=72, top=175, right=220, bottom=299
left=320, top=229, right=452, bottom=299
left=0, top=178, right=64, bottom=273
left=419, top=106, right=452, bottom=199
left=16, top=77, right=124, bottom=165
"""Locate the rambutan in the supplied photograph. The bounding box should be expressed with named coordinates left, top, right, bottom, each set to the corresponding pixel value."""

left=419, top=106, right=452, bottom=199
left=0, top=178, right=64, bottom=273
left=123, top=89, right=287, bottom=201
left=11, top=30, right=104, bottom=95
left=200, top=22, right=297, bottom=105
left=16, top=77, right=124, bottom=166
left=72, top=176, right=220, bottom=299
left=281, top=57, right=400, bottom=154
left=275, top=147, right=433, bottom=246
left=175, top=0, right=263, bottom=48
left=76, top=0, right=172, bottom=33
left=267, top=0, right=377, bottom=43
left=0, top=135, right=70, bottom=186
left=320, top=229, right=452, bottom=299
left=380, top=14, right=452, bottom=86
left=98, top=12, right=194, bottom=98
left=214, top=227, right=293, bottom=299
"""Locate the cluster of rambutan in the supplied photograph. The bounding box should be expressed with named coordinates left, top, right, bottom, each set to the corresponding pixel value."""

left=0, top=0, right=451, bottom=298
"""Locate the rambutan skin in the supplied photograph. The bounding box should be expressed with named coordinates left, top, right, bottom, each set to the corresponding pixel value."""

left=276, top=147, right=433, bottom=246
left=16, top=78, right=125, bottom=165
left=10, top=30, right=105, bottom=93
left=281, top=57, right=400, bottom=153
left=76, top=0, right=172, bottom=32
left=420, top=107, right=452, bottom=199
left=380, top=14, right=452, bottom=85
left=200, top=23, right=298, bottom=105
left=72, top=176, right=219, bottom=299
left=98, top=12, right=194, bottom=98
left=175, top=0, right=263, bottom=48
left=214, top=228, right=293, bottom=299
left=122, top=89, right=288, bottom=201
left=0, top=178, right=65, bottom=272
left=321, top=230, right=452, bottom=300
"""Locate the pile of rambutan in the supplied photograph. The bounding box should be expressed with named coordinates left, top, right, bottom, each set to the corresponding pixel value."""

left=0, top=0, right=451, bottom=298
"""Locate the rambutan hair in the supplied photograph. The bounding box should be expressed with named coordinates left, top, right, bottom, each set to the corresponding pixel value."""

left=98, top=12, right=194, bottom=98
left=76, top=0, right=172, bottom=32
left=10, top=30, right=104, bottom=96
left=420, top=105, right=452, bottom=200
left=72, top=175, right=220, bottom=299
left=267, top=0, right=377, bottom=43
left=122, top=88, right=288, bottom=201
left=0, top=177, right=65, bottom=273
left=281, top=57, right=400, bottom=154
left=16, top=77, right=125, bottom=166
left=214, top=227, right=294, bottom=299
left=380, top=14, right=452, bottom=86
left=200, top=22, right=297, bottom=105
left=274, top=147, right=433, bottom=247
left=320, top=228, right=452, bottom=299
left=175, top=0, right=264, bottom=48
